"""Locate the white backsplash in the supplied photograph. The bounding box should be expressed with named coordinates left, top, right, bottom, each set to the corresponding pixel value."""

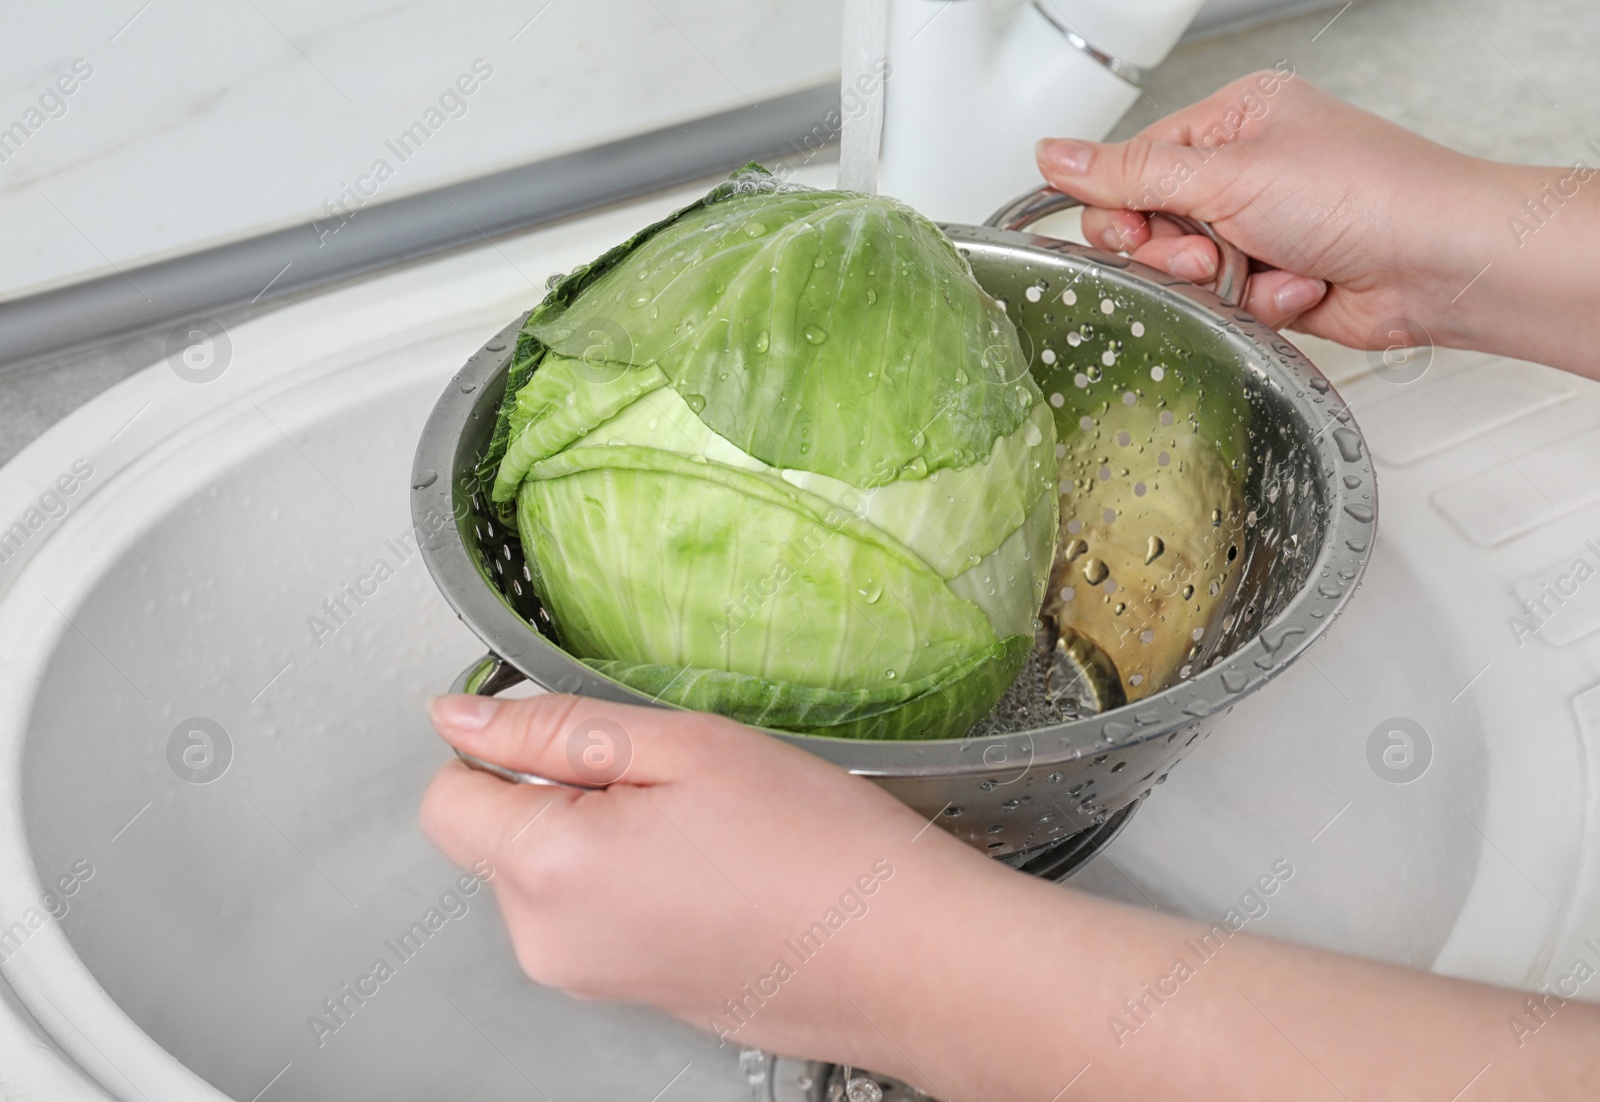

left=0, top=0, right=844, bottom=303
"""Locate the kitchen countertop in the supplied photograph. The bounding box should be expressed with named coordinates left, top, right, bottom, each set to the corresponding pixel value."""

left=4, top=0, right=1597, bottom=467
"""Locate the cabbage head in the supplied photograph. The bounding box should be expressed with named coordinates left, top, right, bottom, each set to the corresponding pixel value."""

left=481, top=165, right=1057, bottom=740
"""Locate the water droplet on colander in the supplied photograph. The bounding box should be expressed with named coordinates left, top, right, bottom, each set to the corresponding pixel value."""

left=1145, top=536, right=1165, bottom=564
left=412, top=469, right=438, bottom=489
left=1082, top=558, right=1109, bottom=585
left=803, top=324, right=828, bottom=345
left=1211, top=508, right=1223, bottom=527
left=1309, top=376, right=1331, bottom=393
left=1221, top=669, right=1247, bottom=693
left=1347, top=537, right=1369, bottom=553
left=1064, top=538, right=1088, bottom=562
left=1260, top=624, right=1306, bottom=653
left=1181, top=584, right=1194, bottom=600
left=1318, top=580, right=1342, bottom=598
left=1332, top=428, right=1364, bottom=462
left=1344, top=503, right=1374, bottom=523
left=1103, top=720, right=1133, bottom=742
left=684, top=393, right=707, bottom=413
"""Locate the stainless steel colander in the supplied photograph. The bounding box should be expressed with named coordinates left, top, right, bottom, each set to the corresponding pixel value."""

left=410, top=186, right=1376, bottom=878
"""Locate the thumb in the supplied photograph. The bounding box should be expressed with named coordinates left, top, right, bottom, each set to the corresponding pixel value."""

left=430, top=692, right=703, bottom=788
left=1035, top=136, right=1235, bottom=218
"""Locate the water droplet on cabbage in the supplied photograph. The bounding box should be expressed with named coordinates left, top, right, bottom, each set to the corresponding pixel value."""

left=1023, top=422, right=1043, bottom=447
left=802, top=324, right=828, bottom=345
left=685, top=393, right=707, bottom=413
left=753, top=331, right=769, bottom=353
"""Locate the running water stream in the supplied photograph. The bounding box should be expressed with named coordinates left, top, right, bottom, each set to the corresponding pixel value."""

left=837, top=0, right=890, bottom=193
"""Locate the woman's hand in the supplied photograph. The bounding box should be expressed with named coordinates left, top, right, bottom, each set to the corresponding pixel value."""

left=420, top=692, right=992, bottom=1075
left=1036, top=69, right=1597, bottom=368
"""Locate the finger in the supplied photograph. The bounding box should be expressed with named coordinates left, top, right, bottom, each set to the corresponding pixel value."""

left=1142, top=217, right=1189, bottom=241
left=1080, top=206, right=1150, bottom=252
left=427, top=692, right=731, bottom=788
left=421, top=757, right=574, bottom=872
left=1036, top=136, right=1239, bottom=220
left=1237, top=268, right=1328, bottom=330
left=1127, top=234, right=1220, bottom=284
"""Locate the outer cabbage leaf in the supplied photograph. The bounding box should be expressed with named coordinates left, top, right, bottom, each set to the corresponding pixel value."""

left=585, top=633, right=1031, bottom=741
left=515, top=445, right=1000, bottom=693
left=524, top=181, right=1034, bottom=487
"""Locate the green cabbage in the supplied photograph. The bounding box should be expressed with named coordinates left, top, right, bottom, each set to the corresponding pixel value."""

left=482, top=165, right=1057, bottom=740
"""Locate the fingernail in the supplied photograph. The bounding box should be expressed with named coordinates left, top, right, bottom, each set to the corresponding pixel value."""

left=1170, top=247, right=1217, bottom=282
left=1036, top=138, right=1093, bottom=174
left=428, top=694, right=501, bottom=733
left=1097, top=226, right=1126, bottom=251
left=1274, top=278, right=1327, bottom=315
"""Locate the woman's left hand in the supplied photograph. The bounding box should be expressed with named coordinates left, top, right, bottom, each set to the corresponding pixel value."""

left=421, top=692, right=991, bottom=1074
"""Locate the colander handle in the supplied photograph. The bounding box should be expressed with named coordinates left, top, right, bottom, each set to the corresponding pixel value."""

left=984, top=186, right=1251, bottom=309
left=445, top=652, right=601, bottom=791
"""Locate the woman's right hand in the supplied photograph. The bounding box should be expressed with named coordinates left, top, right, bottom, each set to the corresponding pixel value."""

left=1035, top=70, right=1543, bottom=358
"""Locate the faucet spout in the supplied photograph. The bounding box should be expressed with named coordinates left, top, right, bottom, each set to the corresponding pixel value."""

left=877, top=0, right=1205, bottom=223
